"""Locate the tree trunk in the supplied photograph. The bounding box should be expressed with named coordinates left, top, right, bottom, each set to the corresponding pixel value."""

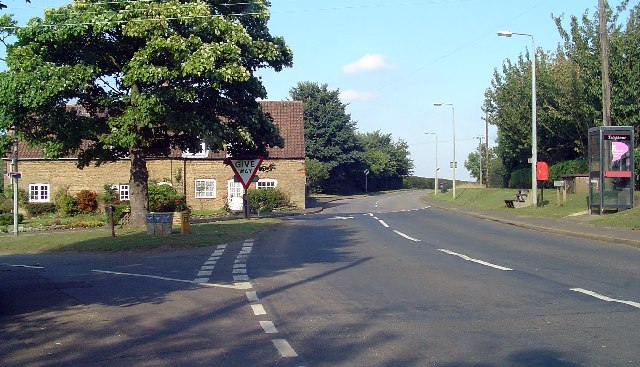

left=129, top=144, right=149, bottom=228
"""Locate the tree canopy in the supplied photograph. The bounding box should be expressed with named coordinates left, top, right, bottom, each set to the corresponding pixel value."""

left=484, top=2, right=640, bottom=185
left=289, top=81, right=363, bottom=194
left=0, top=0, right=292, bottom=226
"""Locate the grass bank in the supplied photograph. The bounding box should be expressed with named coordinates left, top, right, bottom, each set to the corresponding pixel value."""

left=429, top=188, right=640, bottom=229
left=0, top=218, right=279, bottom=254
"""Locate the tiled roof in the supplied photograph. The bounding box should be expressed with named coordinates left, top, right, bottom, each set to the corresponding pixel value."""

left=7, top=101, right=304, bottom=160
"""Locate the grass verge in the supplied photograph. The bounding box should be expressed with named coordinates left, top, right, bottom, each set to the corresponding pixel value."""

left=0, top=218, right=279, bottom=254
left=429, top=188, right=640, bottom=229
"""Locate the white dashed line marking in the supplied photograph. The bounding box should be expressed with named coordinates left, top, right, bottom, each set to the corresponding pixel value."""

left=393, top=230, right=421, bottom=242
left=233, top=264, right=247, bottom=268
left=272, top=339, right=298, bottom=358
left=197, top=270, right=212, bottom=276
left=379, top=220, right=389, bottom=228
left=234, top=275, right=250, bottom=281
left=571, top=288, right=640, bottom=309
left=251, top=304, right=267, bottom=315
left=232, top=268, right=247, bottom=274
left=260, top=321, right=278, bottom=334
left=438, top=249, right=513, bottom=271
left=246, top=291, right=259, bottom=302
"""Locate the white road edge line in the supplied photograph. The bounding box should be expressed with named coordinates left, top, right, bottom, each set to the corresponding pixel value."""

left=379, top=220, right=389, bottom=228
left=437, top=249, right=513, bottom=271
left=393, top=230, right=421, bottom=242
left=2, top=263, right=44, bottom=269
left=571, top=288, right=640, bottom=309
left=272, top=339, right=298, bottom=358
left=91, top=270, right=252, bottom=289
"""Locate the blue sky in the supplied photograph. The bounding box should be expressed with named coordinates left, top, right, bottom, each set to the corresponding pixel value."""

left=2, top=1, right=618, bottom=180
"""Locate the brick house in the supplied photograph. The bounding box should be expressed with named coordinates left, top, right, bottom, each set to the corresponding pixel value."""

left=3, top=101, right=306, bottom=211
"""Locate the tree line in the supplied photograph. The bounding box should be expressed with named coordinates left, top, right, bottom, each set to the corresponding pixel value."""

left=290, top=82, right=414, bottom=194
left=478, top=2, right=640, bottom=187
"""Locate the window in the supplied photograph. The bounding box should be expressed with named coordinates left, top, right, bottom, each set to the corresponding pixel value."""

left=119, top=184, right=130, bottom=201
left=256, top=179, right=277, bottom=189
left=195, top=179, right=216, bottom=198
left=111, top=184, right=130, bottom=201
left=182, top=142, right=209, bottom=158
left=28, top=184, right=50, bottom=202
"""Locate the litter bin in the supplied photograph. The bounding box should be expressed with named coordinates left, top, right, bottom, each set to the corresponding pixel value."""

left=440, top=184, right=447, bottom=193
left=180, top=211, right=191, bottom=234
left=146, top=212, right=174, bottom=235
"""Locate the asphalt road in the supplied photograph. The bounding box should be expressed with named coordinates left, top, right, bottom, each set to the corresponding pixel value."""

left=252, top=191, right=640, bottom=366
left=1, top=191, right=639, bottom=366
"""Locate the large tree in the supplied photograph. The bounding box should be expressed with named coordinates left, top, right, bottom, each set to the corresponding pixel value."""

left=0, top=0, right=292, bottom=226
left=358, top=130, right=413, bottom=191
left=289, top=82, right=364, bottom=194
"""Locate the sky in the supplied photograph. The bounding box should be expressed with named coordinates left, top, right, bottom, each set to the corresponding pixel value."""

left=1, top=0, right=622, bottom=181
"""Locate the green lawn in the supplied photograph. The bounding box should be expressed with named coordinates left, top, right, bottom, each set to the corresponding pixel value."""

left=429, top=188, right=640, bottom=229
left=0, top=218, right=279, bottom=254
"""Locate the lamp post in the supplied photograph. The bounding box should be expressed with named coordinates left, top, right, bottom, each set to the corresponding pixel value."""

left=498, top=30, right=537, bottom=207
left=433, top=102, right=455, bottom=199
left=425, top=132, right=438, bottom=195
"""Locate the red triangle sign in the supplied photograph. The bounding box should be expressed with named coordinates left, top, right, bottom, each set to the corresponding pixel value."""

left=229, top=157, right=264, bottom=190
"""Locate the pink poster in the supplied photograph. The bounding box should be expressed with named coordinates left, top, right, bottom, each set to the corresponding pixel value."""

left=612, top=141, right=629, bottom=162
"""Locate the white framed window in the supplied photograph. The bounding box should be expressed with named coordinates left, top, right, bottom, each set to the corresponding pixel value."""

left=256, top=179, right=277, bottom=189
left=118, top=184, right=130, bottom=201
left=28, top=183, right=50, bottom=202
left=195, top=179, right=216, bottom=198
left=111, top=184, right=130, bottom=201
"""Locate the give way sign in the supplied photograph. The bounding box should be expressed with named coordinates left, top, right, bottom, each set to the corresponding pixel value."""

left=228, top=157, right=264, bottom=190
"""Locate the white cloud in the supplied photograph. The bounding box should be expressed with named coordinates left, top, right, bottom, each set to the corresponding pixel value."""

left=339, top=89, right=377, bottom=102
left=342, top=54, right=394, bottom=73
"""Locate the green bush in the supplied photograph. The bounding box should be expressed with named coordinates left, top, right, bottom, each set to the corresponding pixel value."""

left=1, top=187, right=27, bottom=207
left=547, top=159, right=588, bottom=188
left=55, top=188, right=78, bottom=215
left=148, top=183, right=188, bottom=212
left=509, top=167, right=530, bottom=189
left=25, top=203, right=57, bottom=217
left=403, top=176, right=431, bottom=190
left=99, top=184, right=118, bottom=205
left=0, top=197, right=12, bottom=213
left=247, top=188, right=290, bottom=213
left=76, top=190, right=98, bottom=214
left=0, top=213, right=23, bottom=225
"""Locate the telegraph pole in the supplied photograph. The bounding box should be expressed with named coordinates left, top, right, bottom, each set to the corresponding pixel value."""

left=485, top=111, right=490, bottom=188
left=599, top=0, right=611, bottom=126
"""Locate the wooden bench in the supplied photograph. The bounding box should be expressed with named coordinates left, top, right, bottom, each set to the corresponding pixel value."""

left=505, top=190, right=531, bottom=208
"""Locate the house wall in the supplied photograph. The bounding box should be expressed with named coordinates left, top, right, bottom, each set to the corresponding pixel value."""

left=4, top=158, right=306, bottom=210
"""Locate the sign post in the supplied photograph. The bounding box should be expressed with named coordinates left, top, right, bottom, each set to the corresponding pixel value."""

left=364, top=169, right=369, bottom=193
left=11, top=137, right=19, bottom=236
left=227, top=157, right=264, bottom=219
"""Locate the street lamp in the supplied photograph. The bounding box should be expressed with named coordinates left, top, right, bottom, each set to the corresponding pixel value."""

left=433, top=102, right=455, bottom=199
left=498, top=29, right=537, bottom=207
left=424, top=132, right=438, bottom=195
